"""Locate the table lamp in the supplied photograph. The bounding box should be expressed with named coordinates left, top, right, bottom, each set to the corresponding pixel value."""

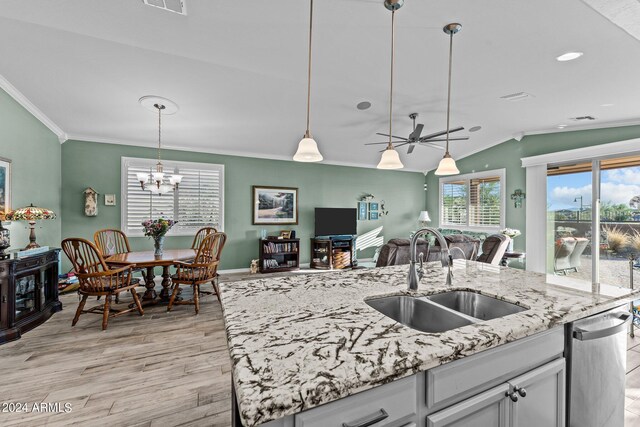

left=6, top=204, right=56, bottom=250
left=418, top=210, right=431, bottom=227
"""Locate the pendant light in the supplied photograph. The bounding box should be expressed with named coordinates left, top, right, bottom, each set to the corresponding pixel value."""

left=435, top=23, right=462, bottom=176
left=377, top=0, right=404, bottom=170
left=293, top=0, right=323, bottom=162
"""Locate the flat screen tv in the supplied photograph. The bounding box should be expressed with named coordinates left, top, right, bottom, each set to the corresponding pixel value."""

left=315, top=208, right=357, bottom=237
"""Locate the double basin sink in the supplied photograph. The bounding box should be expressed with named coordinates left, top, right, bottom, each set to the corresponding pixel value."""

left=366, top=291, right=527, bottom=333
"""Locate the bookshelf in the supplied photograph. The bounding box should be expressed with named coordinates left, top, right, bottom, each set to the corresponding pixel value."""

left=259, top=238, right=300, bottom=273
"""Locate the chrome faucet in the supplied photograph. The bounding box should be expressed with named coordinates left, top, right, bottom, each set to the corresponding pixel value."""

left=408, top=227, right=452, bottom=291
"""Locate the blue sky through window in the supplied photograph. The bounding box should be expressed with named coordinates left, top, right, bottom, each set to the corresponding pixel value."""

left=548, top=166, right=640, bottom=211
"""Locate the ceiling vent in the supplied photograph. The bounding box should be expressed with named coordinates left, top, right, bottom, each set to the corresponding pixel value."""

left=143, top=0, right=186, bottom=15
left=570, top=115, right=596, bottom=121
left=499, top=92, right=534, bottom=101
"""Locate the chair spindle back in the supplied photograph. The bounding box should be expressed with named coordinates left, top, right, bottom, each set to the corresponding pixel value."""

left=94, top=229, right=132, bottom=256
left=191, top=227, right=218, bottom=250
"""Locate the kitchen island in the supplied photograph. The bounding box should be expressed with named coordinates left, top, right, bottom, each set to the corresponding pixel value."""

left=219, top=261, right=638, bottom=427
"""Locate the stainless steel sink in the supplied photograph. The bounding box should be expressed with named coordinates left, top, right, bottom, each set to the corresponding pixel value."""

left=365, top=295, right=475, bottom=333
left=428, top=291, right=527, bottom=321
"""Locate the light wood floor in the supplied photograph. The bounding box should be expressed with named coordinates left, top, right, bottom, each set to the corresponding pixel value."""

left=0, top=281, right=232, bottom=427
left=3, top=272, right=640, bottom=426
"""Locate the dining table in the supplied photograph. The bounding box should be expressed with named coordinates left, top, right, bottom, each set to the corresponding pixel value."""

left=106, top=249, right=196, bottom=303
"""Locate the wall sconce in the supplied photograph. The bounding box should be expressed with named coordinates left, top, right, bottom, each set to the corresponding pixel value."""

left=511, top=189, right=526, bottom=208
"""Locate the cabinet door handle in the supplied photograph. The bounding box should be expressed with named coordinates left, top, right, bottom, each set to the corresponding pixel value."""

left=342, top=408, right=389, bottom=427
left=506, top=391, right=518, bottom=402
left=515, top=387, right=527, bottom=397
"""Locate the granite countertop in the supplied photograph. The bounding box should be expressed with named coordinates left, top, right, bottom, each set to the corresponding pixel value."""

left=219, top=262, right=639, bottom=427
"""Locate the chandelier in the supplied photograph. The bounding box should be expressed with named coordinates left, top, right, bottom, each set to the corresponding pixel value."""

left=136, top=97, right=182, bottom=194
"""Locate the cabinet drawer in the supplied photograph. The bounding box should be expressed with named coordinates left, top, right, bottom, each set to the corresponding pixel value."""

left=294, top=375, right=417, bottom=427
left=426, top=328, right=564, bottom=410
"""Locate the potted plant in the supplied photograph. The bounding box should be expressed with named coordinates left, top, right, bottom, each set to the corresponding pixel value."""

left=500, top=228, right=521, bottom=252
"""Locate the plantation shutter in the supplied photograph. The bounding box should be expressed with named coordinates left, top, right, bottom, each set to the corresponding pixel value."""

left=441, top=180, right=467, bottom=226
left=176, top=166, right=223, bottom=232
left=122, top=158, right=224, bottom=236
left=469, top=176, right=501, bottom=227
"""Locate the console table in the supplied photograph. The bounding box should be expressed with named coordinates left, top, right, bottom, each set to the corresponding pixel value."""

left=0, top=248, right=61, bottom=343
left=311, top=237, right=357, bottom=270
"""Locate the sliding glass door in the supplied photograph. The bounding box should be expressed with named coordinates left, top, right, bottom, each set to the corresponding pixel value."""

left=547, top=155, right=640, bottom=288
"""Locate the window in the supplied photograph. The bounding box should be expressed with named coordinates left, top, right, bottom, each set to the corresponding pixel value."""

left=439, top=169, right=505, bottom=230
left=121, top=157, right=224, bottom=236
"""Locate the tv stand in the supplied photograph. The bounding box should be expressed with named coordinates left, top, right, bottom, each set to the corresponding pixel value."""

left=310, top=236, right=357, bottom=270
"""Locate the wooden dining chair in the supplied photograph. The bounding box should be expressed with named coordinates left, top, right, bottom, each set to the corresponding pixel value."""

left=191, top=227, right=218, bottom=250
left=169, top=232, right=227, bottom=314
left=61, top=238, right=144, bottom=330
left=94, top=229, right=146, bottom=302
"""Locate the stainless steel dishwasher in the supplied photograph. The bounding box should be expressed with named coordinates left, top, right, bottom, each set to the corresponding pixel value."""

left=566, top=306, right=631, bottom=427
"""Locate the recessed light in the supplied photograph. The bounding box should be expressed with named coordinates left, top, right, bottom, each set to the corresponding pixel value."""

left=557, top=124, right=567, bottom=129
left=556, top=52, right=583, bottom=62
left=356, top=101, right=372, bottom=110
left=600, top=103, right=614, bottom=107
left=469, top=126, right=482, bottom=132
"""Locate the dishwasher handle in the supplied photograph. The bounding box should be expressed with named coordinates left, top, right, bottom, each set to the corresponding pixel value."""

left=573, top=311, right=631, bottom=341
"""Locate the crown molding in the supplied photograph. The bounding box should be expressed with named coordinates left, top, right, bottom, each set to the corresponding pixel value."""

left=0, top=74, right=68, bottom=143
left=66, top=133, right=424, bottom=173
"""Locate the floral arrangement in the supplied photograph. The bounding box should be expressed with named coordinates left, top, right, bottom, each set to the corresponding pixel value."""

left=6, top=205, right=56, bottom=221
left=142, top=218, right=176, bottom=239
left=500, top=228, right=521, bottom=238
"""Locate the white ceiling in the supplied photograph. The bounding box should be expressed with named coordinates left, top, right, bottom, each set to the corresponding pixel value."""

left=0, top=0, right=639, bottom=172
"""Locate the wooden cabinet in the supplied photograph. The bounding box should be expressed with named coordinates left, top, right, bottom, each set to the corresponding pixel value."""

left=259, top=239, right=300, bottom=273
left=310, top=237, right=357, bottom=270
left=427, top=359, right=566, bottom=427
left=0, top=249, right=62, bottom=343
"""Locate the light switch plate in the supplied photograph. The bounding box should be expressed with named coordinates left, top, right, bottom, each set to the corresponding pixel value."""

left=104, top=194, right=116, bottom=206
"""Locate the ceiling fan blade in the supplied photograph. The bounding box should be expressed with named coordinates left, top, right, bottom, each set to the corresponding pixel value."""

left=376, top=132, right=408, bottom=140
left=394, top=142, right=410, bottom=148
left=409, top=123, right=424, bottom=140
left=421, top=137, right=470, bottom=142
left=418, top=142, right=446, bottom=150
left=418, top=126, right=465, bottom=141
left=407, top=144, right=416, bottom=154
left=365, top=141, right=406, bottom=145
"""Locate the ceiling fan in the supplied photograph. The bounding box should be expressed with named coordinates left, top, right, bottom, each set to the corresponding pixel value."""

left=365, top=113, right=469, bottom=154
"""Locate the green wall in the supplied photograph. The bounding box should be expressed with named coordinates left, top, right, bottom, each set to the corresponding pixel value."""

left=425, top=124, right=640, bottom=252
left=0, top=90, right=61, bottom=251
left=61, top=140, right=425, bottom=270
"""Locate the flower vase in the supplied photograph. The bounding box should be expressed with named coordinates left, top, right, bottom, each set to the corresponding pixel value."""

left=154, top=236, right=165, bottom=257
left=507, top=238, right=514, bottom=253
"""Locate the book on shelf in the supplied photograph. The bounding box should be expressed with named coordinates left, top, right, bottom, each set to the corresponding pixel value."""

left=262, top=241, right=298, bottom=254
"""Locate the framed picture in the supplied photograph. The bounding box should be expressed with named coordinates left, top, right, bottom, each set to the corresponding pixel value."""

left=0, top=158, right=11, bottom=217
left=357, top=202, right=368, bottom=220
left=369, top=202, right=379, bottom=211
left=280, top=230, right=292, bottom=239
left=253, top=186, right=298, bottom=225
left=369, top=211, right=379, bottom=220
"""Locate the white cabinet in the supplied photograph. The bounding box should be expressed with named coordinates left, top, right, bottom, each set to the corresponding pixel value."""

left=426, top=359, right=565, bottom=427
left=426, top=384, right=510, bottom=427
left=508, top=358, right=565, bottom=427
left=294, top=375, right=417, bottom=427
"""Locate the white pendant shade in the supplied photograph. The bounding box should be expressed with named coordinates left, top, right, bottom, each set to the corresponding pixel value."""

left=434, top=155, right=460, bottom=176
left=377, top=148, right=404, bottom=169
left=293, top=137, right=323, bottom=162
left=418, top=210, right=432, bottom=222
